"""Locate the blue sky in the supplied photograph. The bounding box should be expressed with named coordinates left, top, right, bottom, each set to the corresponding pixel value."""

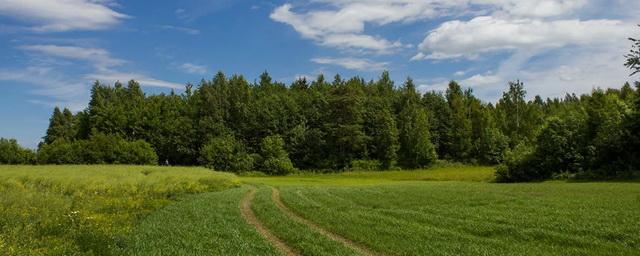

left=0, top=0, right=639, bottom=148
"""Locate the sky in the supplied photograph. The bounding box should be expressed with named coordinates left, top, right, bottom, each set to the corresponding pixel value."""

left=0, top=0, right=639, bottom=148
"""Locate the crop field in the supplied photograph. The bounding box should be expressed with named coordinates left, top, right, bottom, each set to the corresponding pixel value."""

left=1, top=165, right=638, bottom=255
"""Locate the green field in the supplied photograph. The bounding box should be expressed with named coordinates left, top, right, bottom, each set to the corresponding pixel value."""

left=1, top=165, right=638, bottom=255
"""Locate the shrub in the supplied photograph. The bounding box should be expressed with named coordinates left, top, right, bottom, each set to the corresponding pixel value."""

left=349, top=159, right=382, bottom=171
left=0, top=138, right=35, bottom=164
left=37, top=139, right=78, bottom=164
left=120, top=140, right=159, bottom=165
left=495, top=143, right=540, bottom=182
left=259, top=135, right=296, bottom=175
left=37, top=133, right=157, bottom=165
left=199, top=135, right=254, bottom=172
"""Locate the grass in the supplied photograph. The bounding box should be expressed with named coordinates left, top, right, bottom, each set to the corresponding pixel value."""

left=241, top=165, right=495, bottom=186
left=277, top=182, right=640, bottom=255
left=0, top=165, right=239, bottom=255
left=250, top=185, right=358, bottom=255
left=2, top=164, right=638, bottom=255
left=122, top=186, right=279, bottom=255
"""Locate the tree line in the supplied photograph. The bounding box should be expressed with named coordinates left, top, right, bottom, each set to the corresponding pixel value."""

left=1, top=31, right=638, bottom=181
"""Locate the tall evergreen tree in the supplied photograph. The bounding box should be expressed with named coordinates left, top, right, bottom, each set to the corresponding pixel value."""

left=445, top=81, right=472, bottom=161
left=397, top=78, right=437, bottom=168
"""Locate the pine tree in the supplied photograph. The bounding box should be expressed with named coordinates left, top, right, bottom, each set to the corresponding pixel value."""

left=397, top=78, right=437, bottom=168
left=446, top=81, right=472, bottom=161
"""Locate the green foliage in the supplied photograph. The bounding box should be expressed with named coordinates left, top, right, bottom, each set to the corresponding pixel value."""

left=35, top=68, right=639, bottom=178
left=397, top=78, right=437, bottom=168
left=445, top=81, right=473, bottom=160
left=625, top=26, right=640, bottom=76
left=37, top=133, right=157, bottom=165
left=475, top=127, right=509, bottom=164
left=349, top=159, right=383, bottom=171
left=0, top=138, right=35, bottom=164
left=199, top=135, right=255, bottom=172
left=43, top=107, right=77, bottom=144
left=259, top=135, right=296, bottom=175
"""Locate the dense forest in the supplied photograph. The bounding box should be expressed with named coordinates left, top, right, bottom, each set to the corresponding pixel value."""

left=1, top=33, right=639, bottom=181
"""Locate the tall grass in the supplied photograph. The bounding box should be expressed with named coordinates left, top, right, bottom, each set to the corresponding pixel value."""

left=0, top=165, right=238, bottom=255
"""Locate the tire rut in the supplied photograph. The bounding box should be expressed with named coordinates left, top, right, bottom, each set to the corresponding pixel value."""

left=271, top=187, right=380, bottom=256
left=240, top=187, right=298, bottom=256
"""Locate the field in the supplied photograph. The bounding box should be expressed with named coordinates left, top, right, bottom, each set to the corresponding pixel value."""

left=1, top=165, right=639, bottom=255
left=0, top=165, right=239, bottom=255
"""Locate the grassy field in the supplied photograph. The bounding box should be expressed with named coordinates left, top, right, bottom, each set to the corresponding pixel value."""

left=276, top=182, right=640, bottom=255
left=1, top=165, right=638, bottom=255
left=0, top=165, right=239, bottom=255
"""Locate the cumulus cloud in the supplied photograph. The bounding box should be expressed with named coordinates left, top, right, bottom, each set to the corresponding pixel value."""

left=0, top=0, right=128, bottom=32
left=311, top=57, right=388, bottom=71
left=414, top=17, right=630, bottom=60
left=419, top=43, right=632, bottom=102
left=270, top=0, right=598, bottom=53
left=271, top=2, right=425, bottom=53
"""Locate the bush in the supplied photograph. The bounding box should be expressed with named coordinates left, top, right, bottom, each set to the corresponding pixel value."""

left=0, top=138, right=35, bottom=164
left=199, top=135, right=254, bottom=172
left=495, top=143, right=540, bottom=182
left=477, top=128, right=509, bottom=164
left=349, top=159, right=382, bottom=171
left=259, top=135, right=296, bottom=175
left=37, top=133, right=157, bottom=165
left=120, top=140, right=159, bottom=165
left=37, top=139, right=78, bottom=164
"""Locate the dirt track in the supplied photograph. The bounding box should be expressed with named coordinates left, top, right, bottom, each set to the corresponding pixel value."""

left=271, top=187, right=378, bottom=256
left=240, top=187, right=298, bottom=256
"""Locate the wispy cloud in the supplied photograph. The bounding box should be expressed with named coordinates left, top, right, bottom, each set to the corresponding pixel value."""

left=0, top=0, right=128, bottom=32
left=311, top=57, right=388, bottom=71
left=160, top=25, right=200, bottom=35
left=8, top=44, right=183, bottom=109
left=178, top=63, right=208, bottom=74
left=0, top=67, right=89, bottom=110
left=20, top=44, right=125, bottom=71
left=87, top=72, right=183, bottom=89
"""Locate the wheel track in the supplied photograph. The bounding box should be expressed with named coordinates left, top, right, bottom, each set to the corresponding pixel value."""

left=240, top=187, right=298, bottom=256
left=271, top=187, right=379, bottom=256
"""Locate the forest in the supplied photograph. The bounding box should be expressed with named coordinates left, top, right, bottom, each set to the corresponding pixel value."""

left=1, top=34, right=639, bottom=182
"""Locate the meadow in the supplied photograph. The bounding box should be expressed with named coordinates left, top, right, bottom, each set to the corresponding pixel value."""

left=1, top=165, right=638, bottom=255
left=0, top=165, right=238, bottom=255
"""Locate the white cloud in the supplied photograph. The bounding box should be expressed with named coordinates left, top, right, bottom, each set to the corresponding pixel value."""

left=322, top=34, right=404, bottom=53
left=9, top=44, right=183, bottom=109
left=87, top=72, right=183, bottom=89
left=20, top=44, right=125, bottom=71
left=0, top=0, right=128, bottom=32
left=178, top=63, right=208, bottom=75
left=0, top=67, right=88, bottom=110
left=419, top=43, right=632, bottom=102
left=311, top=57, right=388, bottom=71
left=414, top=16, right=630, bottom=60
left=160, top=25, right=200, bottom=35
left=269, top=0, right=598, bottom=53
left=270, top=2, right=421, bottom=53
